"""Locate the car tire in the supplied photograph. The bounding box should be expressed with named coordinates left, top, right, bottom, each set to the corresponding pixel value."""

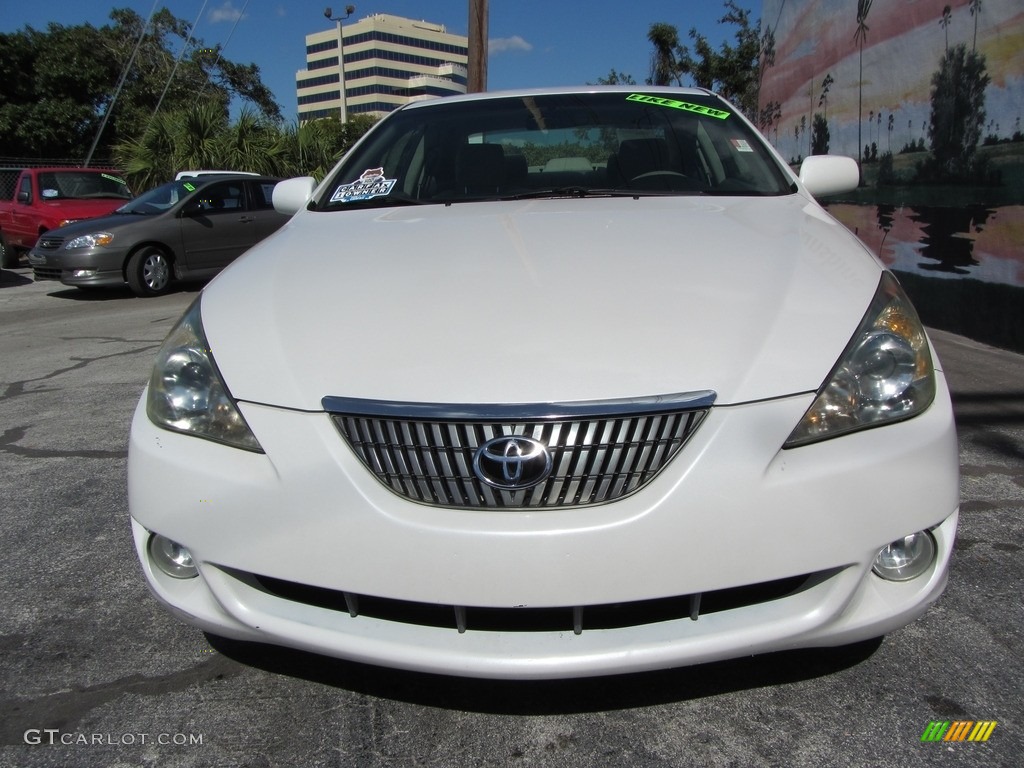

left=126, top=247, right=173, bottom=297
left=0, top=233, right=18, bottom=268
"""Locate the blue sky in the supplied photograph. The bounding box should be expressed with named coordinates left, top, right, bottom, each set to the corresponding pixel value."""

left=1, top=1, right=757, bottom=122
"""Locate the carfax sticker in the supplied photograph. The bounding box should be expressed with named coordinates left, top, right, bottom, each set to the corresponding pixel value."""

left=330, top=167, right=397, bottom=204
left=626, top=93, right=731, bottom=120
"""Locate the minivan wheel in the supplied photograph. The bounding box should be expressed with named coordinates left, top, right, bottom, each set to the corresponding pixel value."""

left=126, top=247, right=172, bottom=296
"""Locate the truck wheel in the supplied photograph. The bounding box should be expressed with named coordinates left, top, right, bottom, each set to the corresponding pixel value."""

left=126, top=247, right=173, bottom=297
left=0, top=234, right=18, bottom=268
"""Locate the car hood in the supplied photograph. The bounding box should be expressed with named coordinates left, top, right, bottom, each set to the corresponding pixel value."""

left=201, top=194, right=883, bottom=411
left=47, top=210, right=168, bottom=237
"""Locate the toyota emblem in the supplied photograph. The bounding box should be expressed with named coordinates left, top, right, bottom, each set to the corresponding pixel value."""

left=473, top=435, right=553, bottom=490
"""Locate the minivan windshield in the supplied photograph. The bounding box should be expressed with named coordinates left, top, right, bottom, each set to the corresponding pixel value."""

left=318, top=91, right=794, bottom=210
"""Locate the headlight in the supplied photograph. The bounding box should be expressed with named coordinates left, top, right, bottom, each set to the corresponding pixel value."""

left=65, top=232, right=113, bottom=249
left=146, top=298, right=263, bottom=452
left=784, top=272, right=935, bottom=448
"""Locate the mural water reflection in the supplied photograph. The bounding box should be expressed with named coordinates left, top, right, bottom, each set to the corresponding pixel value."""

left=828, top=204, right=1024, bottom=288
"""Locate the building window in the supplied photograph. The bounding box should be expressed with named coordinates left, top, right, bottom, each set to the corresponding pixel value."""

left=306, top=39, right=339, bottom=55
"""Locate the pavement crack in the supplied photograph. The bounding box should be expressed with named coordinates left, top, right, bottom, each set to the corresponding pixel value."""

left=0, top=655, right=241, bottom=744
left=1, top=343, right=160, bottom=403
left=0, top=426, right=127, bottom=460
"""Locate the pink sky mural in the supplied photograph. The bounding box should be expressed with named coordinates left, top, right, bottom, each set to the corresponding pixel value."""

left=760, top=0, right=1023, bottom=161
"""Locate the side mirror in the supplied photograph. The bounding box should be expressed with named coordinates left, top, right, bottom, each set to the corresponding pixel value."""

left=799, top=155, right=859, bottom=198
left=17, top=190, right=31, bottom=204
left=273, top=177, right=317, bottom=216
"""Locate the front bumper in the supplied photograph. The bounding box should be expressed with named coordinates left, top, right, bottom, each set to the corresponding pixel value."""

left=29, top=247, right=128, bottom=286
left=128, top=375, right=960, bottom=679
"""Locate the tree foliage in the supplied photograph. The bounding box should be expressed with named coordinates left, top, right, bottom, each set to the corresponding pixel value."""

left=811, top=113, right=830, bottom=155
left=646, top=2, right=771, bottom=118
left=0, top=8, right=281, bottom=161
left=113, top=106, right=377, bottom=192
left=925, top=43, right=990, bottom=179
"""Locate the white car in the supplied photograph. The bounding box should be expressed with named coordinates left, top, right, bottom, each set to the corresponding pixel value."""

left=128, top=87, right=959, bottom=679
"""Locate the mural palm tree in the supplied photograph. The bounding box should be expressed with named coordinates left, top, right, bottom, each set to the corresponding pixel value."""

left=854, top=0, right=873, bottom=171
left=940, top=5, right=953, bottom=51
left=970, top=0, right=982, bottom=52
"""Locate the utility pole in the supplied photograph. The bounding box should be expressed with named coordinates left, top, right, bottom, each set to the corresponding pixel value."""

left=325, top=5, right=355, bottom=122
left=468, top=0, right=488, bottom=93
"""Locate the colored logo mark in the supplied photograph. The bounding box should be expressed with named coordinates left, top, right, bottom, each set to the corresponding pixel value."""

left=921, top=721, right=997, bottom=742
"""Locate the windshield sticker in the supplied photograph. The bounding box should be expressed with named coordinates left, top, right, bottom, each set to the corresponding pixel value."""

left=102, top=173, right=127, bottom=185
left=330, top=168, right=397, bottom=204
left=183, top=182, right=196, bottom=192
left=730, top=138, right=754, bottom=152
left=626, top=93, right=731, bottom=120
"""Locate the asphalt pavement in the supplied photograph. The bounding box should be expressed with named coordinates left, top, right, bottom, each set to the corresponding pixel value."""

left=1, top=264, right=1021, bottom=768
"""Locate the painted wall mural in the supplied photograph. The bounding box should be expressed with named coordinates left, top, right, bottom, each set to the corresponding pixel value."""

left=759, top=0, right=1023, bottom=350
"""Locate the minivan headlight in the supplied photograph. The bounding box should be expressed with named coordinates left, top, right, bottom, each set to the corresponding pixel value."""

left=146, top=298, right=263, bottom=452
left=784, top=272, right=935, bottom=447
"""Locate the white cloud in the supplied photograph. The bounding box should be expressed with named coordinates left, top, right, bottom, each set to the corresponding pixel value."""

left=209, top=1, right=246, bottom=24
left=489, top=35, right=533, bottom=54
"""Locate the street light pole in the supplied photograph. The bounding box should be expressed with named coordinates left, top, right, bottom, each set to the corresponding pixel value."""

left=324, top=5, right=355, bottom=122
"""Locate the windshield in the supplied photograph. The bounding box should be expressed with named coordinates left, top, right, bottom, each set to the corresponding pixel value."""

left=116, top=178, right=211, bottom=215
left=318, top=91, right=793, bottom=210
left=37, top=171, right=132, bottom=200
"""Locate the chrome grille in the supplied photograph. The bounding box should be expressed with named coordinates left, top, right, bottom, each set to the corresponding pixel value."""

left=326, top=392, right=714, bottom=509
left=37, top=236, right=65, bottom=250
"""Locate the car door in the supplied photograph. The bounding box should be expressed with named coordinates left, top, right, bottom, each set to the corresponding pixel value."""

left=178, top=180, right=259, bottom=274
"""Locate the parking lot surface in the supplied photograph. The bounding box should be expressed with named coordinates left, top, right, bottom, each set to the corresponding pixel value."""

left=1, top=265, right=1021, bottom=767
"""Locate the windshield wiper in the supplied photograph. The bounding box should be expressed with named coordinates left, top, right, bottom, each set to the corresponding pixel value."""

left=512, top=187, right=707, bottom=200
left=511, top=187, right=637, bottom=200
left=323, top=195, right=435, bottom=211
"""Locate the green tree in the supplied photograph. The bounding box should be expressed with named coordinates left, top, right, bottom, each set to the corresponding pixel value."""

left=0, top=8, right=281, bottom=161
left=675, top=1, right=768, bottom=117
left=113, top=106, right=378, bottom=191
left=593, top=69, right=637, bottom=86
left=926, top=43, right=990, bottom=179
left=647, top=23, right=681, bottom=86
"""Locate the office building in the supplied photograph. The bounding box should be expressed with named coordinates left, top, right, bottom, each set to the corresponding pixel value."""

left=297, top=13, right=469, bottom=123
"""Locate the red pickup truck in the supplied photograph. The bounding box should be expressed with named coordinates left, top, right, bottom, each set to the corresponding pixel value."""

left=0, top=167, right=132, bottom=268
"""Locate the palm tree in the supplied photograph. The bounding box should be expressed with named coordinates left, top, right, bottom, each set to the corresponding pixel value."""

left=818, top=73, right=834, bottom=121
left=969, top=0, right=982, bottom=52
left=647, top=23, right=681, bottom=86
left=854, top=0, right=873, bottom=171
left=940, top=5, right=953, bottom=51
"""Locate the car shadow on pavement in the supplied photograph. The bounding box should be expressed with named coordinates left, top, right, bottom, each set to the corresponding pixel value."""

left=0, top=269, right=32, bottom=288
left=206, top=634, right=883, bottom=714
left=45, top=284, right=201, bottom=301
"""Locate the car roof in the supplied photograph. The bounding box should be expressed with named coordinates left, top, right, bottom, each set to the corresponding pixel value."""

left=397, top=84, right=719, bottom=112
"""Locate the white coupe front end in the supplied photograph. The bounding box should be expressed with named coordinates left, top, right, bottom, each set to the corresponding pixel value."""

left=128, top=87, right=959, bottom=679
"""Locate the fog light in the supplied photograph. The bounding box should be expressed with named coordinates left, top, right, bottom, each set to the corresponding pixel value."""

left=149, top=534, right=198, bottom=579
left=872, top=531, right=936, bottom=581
left=71, top=269, right=96, bottom=278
